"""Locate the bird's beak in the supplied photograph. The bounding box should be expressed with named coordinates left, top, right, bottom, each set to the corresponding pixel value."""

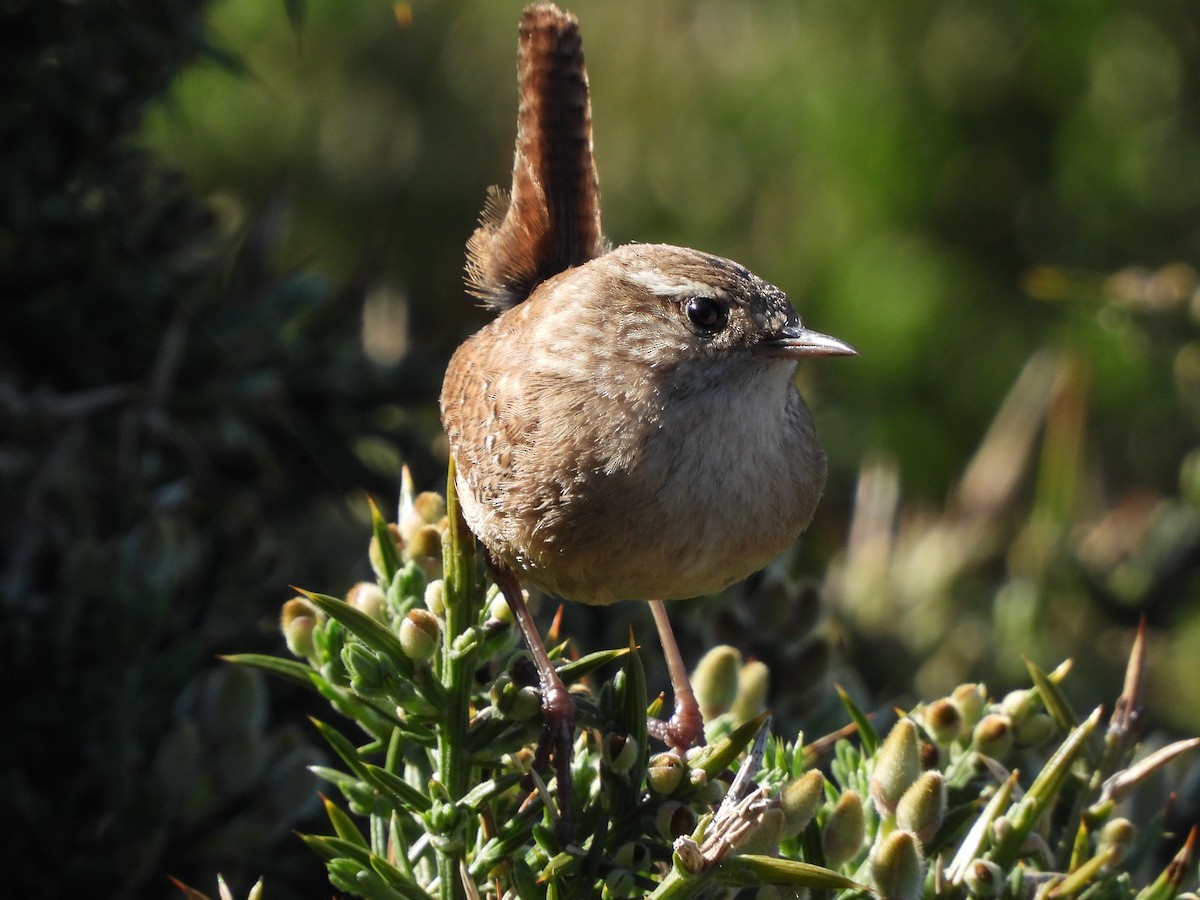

left=757, top=325, right=857, bottom=359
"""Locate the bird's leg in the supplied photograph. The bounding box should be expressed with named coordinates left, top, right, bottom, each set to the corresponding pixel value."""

left=487, top=557, right=575, bottom=841
left=647, top=599, right=704, bottom=752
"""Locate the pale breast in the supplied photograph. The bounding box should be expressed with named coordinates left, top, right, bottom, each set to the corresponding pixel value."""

left=445, top=340, right=825, bottom=605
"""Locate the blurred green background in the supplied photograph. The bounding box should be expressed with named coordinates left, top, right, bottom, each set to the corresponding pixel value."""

left=6, top=0, right=1200, bottom=896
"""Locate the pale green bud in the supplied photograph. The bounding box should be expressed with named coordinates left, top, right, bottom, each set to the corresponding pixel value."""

left=1098, top=817, right=1135, bottom=868
left=822, top=790, right=865, bottom=867
left=972, top=714, right=1013, bottom=758
left=992, top=815, right=1011, bottom=843
left=922, top=698, right=963, bottom=745
left=895, top=771, right=946, bottom=845
left=964, top=859, right=1003, bottom=897
left=871, top=719, right=921, bottom=817
left=692, top=645, right=742, bottom=720
left=346, top=581, right=387, bottom=621
left=951, top=683, right=987, bottom=728
left=1000, top=689, right=1033, bottom=722
left=601, top=733, right=639, bottom=775
left=399, top=608, right=441, bottom=661
left=424, top=579, right=446, bottom=616
left=654, top=801, right=696, bottom=839
left=647, top=751, right=685, bottom=795
left=489, top=674, right=542, bottom=721
left=415, top=490, right=446, bottom=520
left=486, top=590, right=514, bottom=625
left=730, top=659, right=770, bottom=724
left=401, top=491, right=446, bottom=541
left=869, top=829, right=925, bottom=900
left=780, top=770, right=825, bottom=838
left=738, top=806, right=785, bottom=856
left=407, top=524, right=443, bottom=563
left=344, top=641, right=384, bottom=689
left=1014, top=712, right=1054, bottom=747
left=692, top=775, right=727, bottom=804
left=281, top=596, right=320, bottom=659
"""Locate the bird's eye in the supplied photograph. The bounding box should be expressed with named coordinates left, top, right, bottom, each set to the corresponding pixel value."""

left=685, top=297, right=727, bottom=332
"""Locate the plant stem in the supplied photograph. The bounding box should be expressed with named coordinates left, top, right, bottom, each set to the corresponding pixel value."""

left=436, top=459, right=480, bottom=899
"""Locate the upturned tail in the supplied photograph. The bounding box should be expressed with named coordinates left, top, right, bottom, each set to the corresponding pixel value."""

left=464, top=2, right=605, bottom=310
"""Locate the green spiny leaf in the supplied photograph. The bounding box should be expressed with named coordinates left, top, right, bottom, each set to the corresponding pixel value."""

left=1026, top=656, right=1078, bottom=732
left=710, top=854, right=868, bottom=890
left=304, top=590, right=417, bottom=678
left=298, top=831, right=372, bottom=865
left=369, top=497, right=403, bottom=585
left=363, top=763, right=434, bottom=814
left=835, top=683, right=878, bottom=756
left=222, top=652, right=324, bottom=689
left=993, top=707, right=1103, bottom=867
left=688, top=711, right=770, bottom=780
left=321, top=793, right=369, bottom=848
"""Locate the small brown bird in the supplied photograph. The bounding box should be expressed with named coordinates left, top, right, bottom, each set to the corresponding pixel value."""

left=440, top=2, right=853, bottom=830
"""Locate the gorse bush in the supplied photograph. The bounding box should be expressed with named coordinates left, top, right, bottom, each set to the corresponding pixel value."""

left=226, top=469, right=1199, bottom=899
left=1, top=1, right=432, bottom=895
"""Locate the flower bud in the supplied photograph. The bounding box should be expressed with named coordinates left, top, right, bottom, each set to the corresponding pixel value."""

left=1000, top=689, right=1033, bottom=722
left=951, top=683, right=987, bottom=728
left=343, top=641, right=384, bottom=689
left=1098, top=817, right=1135, bottom=868
left=486, top=590, right=514, bottom=625
left=489, top=674, right=540, bottom=721
left=822, top=790, right=865, bottom=867
left=691, top=774, right=727, bottom=805
left=424, top=580, right=446, bottom=616
left=281, top=596, right=320, bottom=659
left=737, top=806, right=785, bottom=856
left=869, top=829, right=925, bottom=900
left=601, top=733, right=639, bottom=775
left=648, top=751, right=685, bottom=795
left=871, top=719, right=921, bottom=817
left=991, top=815, right=1011, bottom=844
left=612, top=841, right=651, bottom=870
left=655, top=801, right=697, bottom=839
left=401, top=491, right=446, bottom=542
left=346, top=581, right=387, bottom=621
left=895, top=771, right=946, bottom=845
left=406, top=523, right=441, bottom=558
left=780, top=770, right=825, bottom=838
left=964, top=858, right=1003, bottom=897
left=1014, top=712, right=1054, bottom=747
left=399, top=608, right=441, bottom=661
left=692, top=645, right=742, bottom=720
left=972, top=714, right=1013, bottom=758
left=922, top=698, right=963, bottom=746
left=730, top=659, right=770, bottom=724
left=604, top=866, right=635, bottom=897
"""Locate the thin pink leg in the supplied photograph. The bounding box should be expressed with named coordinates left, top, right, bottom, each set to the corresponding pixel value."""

left=489, top=559, right=575, bottom=840
left=647, top=599, right=704, bottom=751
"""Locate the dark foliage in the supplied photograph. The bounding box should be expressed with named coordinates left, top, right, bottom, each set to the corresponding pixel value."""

left=0, top=2, right=433, bottom=895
